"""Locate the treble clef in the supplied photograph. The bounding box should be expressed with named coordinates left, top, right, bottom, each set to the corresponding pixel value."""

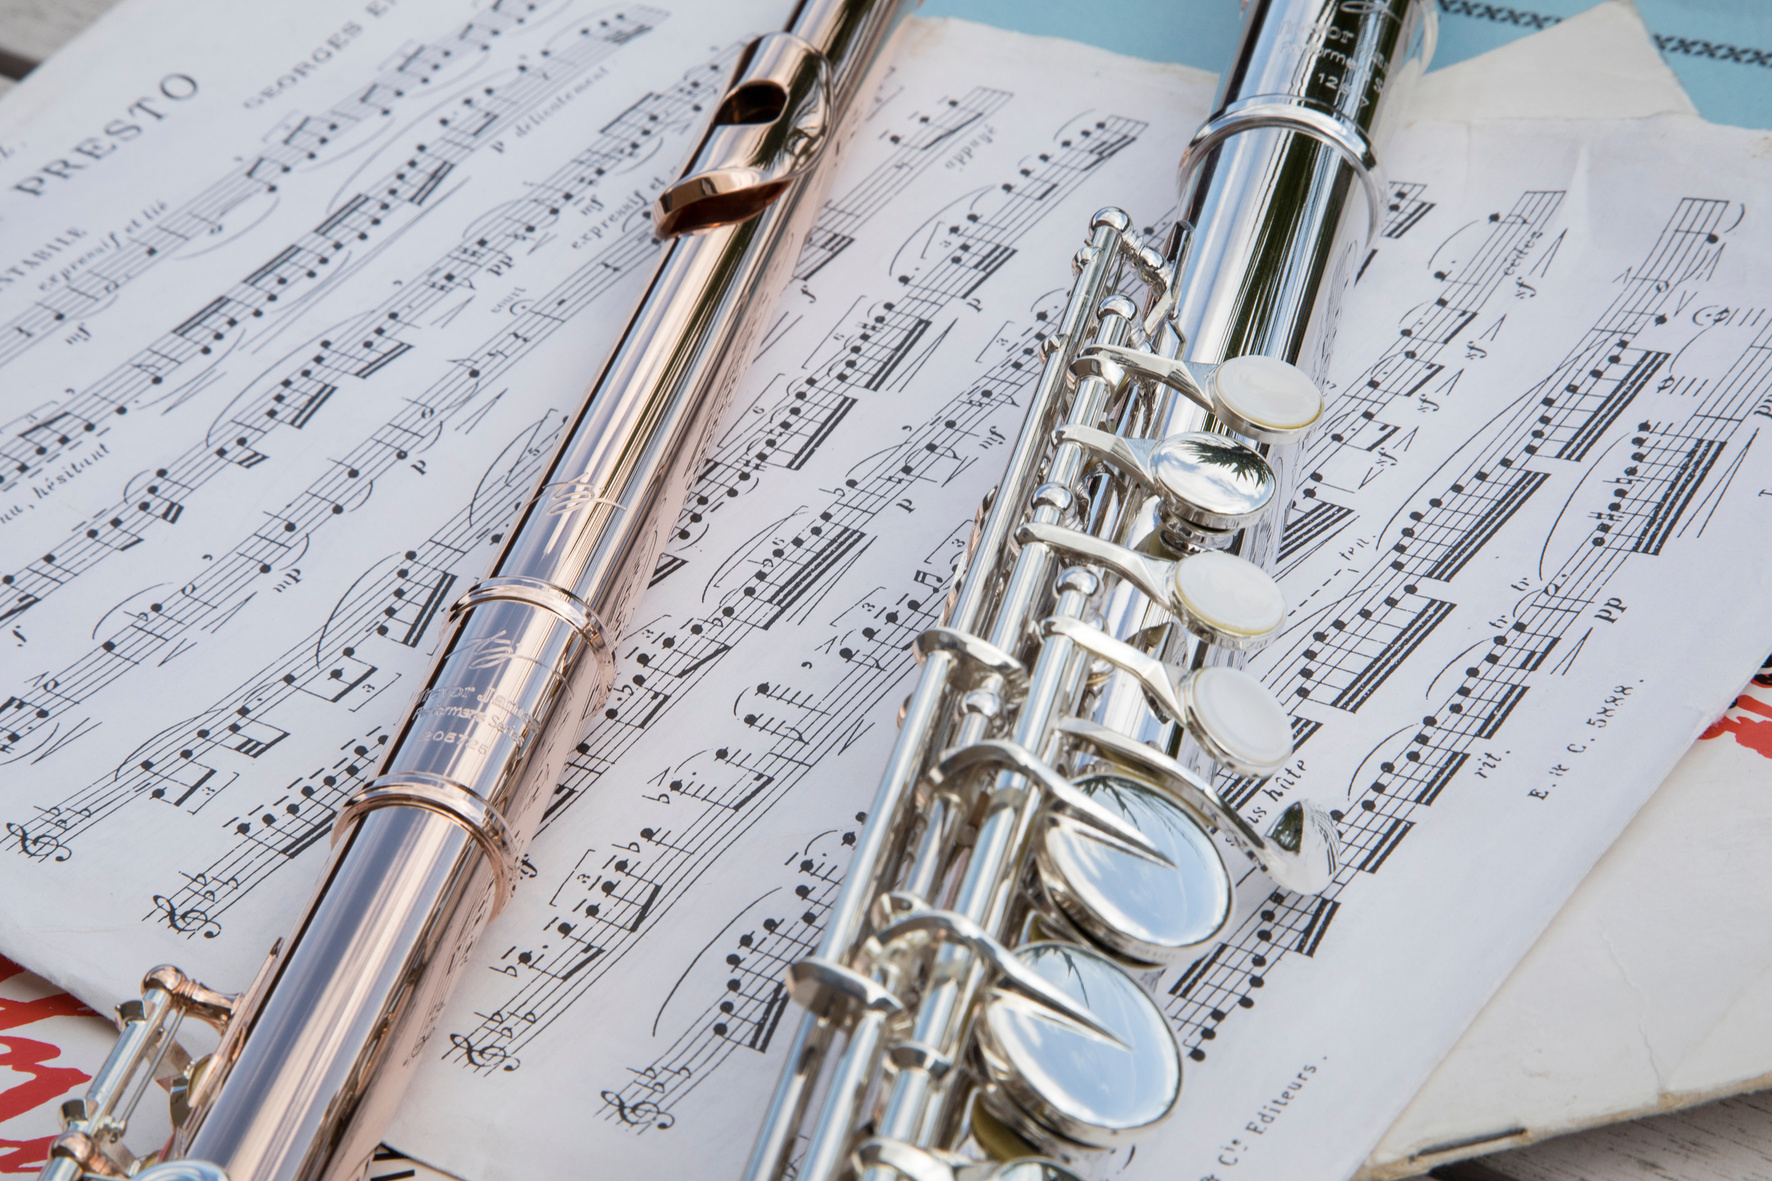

left=7, top=822, right=71, bottom=862
left=601, top=1092, right=674, bottom=1130
left=448, top=1032, right=518, bottom=1072
left=149, top=894, right=222, bottom=938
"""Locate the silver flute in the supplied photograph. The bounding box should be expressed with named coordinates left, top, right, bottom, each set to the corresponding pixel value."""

left=741, top=3, right=1435, bottom=1181
left=37, top=5, right=914, bottom=1181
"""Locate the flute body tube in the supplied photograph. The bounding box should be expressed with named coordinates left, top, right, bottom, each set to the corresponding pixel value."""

left=1102, top=0, right=1434, bottom=756
left=1163, top=0, right=1435, bottom=585
left=42, top=7, right=914, bottom=1181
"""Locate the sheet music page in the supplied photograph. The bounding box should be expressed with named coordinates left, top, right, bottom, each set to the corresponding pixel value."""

left=1352, top=9, right=1772, bottom=1174
left=4, top=7, right=1772, bottom=1181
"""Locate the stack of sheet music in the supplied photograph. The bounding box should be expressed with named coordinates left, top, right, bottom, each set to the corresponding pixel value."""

left=1355, top=5, right=1772, bottom=1172
left=1, top=3, right=1769, bottom=1180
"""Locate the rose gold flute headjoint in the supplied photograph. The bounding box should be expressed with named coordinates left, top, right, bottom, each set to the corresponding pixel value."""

left=740, top=5, right=1434, bottom=1181
left=43, top=6, right=917, bottom=1181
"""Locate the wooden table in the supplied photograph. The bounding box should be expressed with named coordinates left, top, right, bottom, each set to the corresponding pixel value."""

left=1, top=2, right=1769, bottom=1180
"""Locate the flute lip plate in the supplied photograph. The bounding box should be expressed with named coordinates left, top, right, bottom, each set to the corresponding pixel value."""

left=977, top=941, right=1181, bottom=1148
left=1038, top=773, right=1233, bottom=967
